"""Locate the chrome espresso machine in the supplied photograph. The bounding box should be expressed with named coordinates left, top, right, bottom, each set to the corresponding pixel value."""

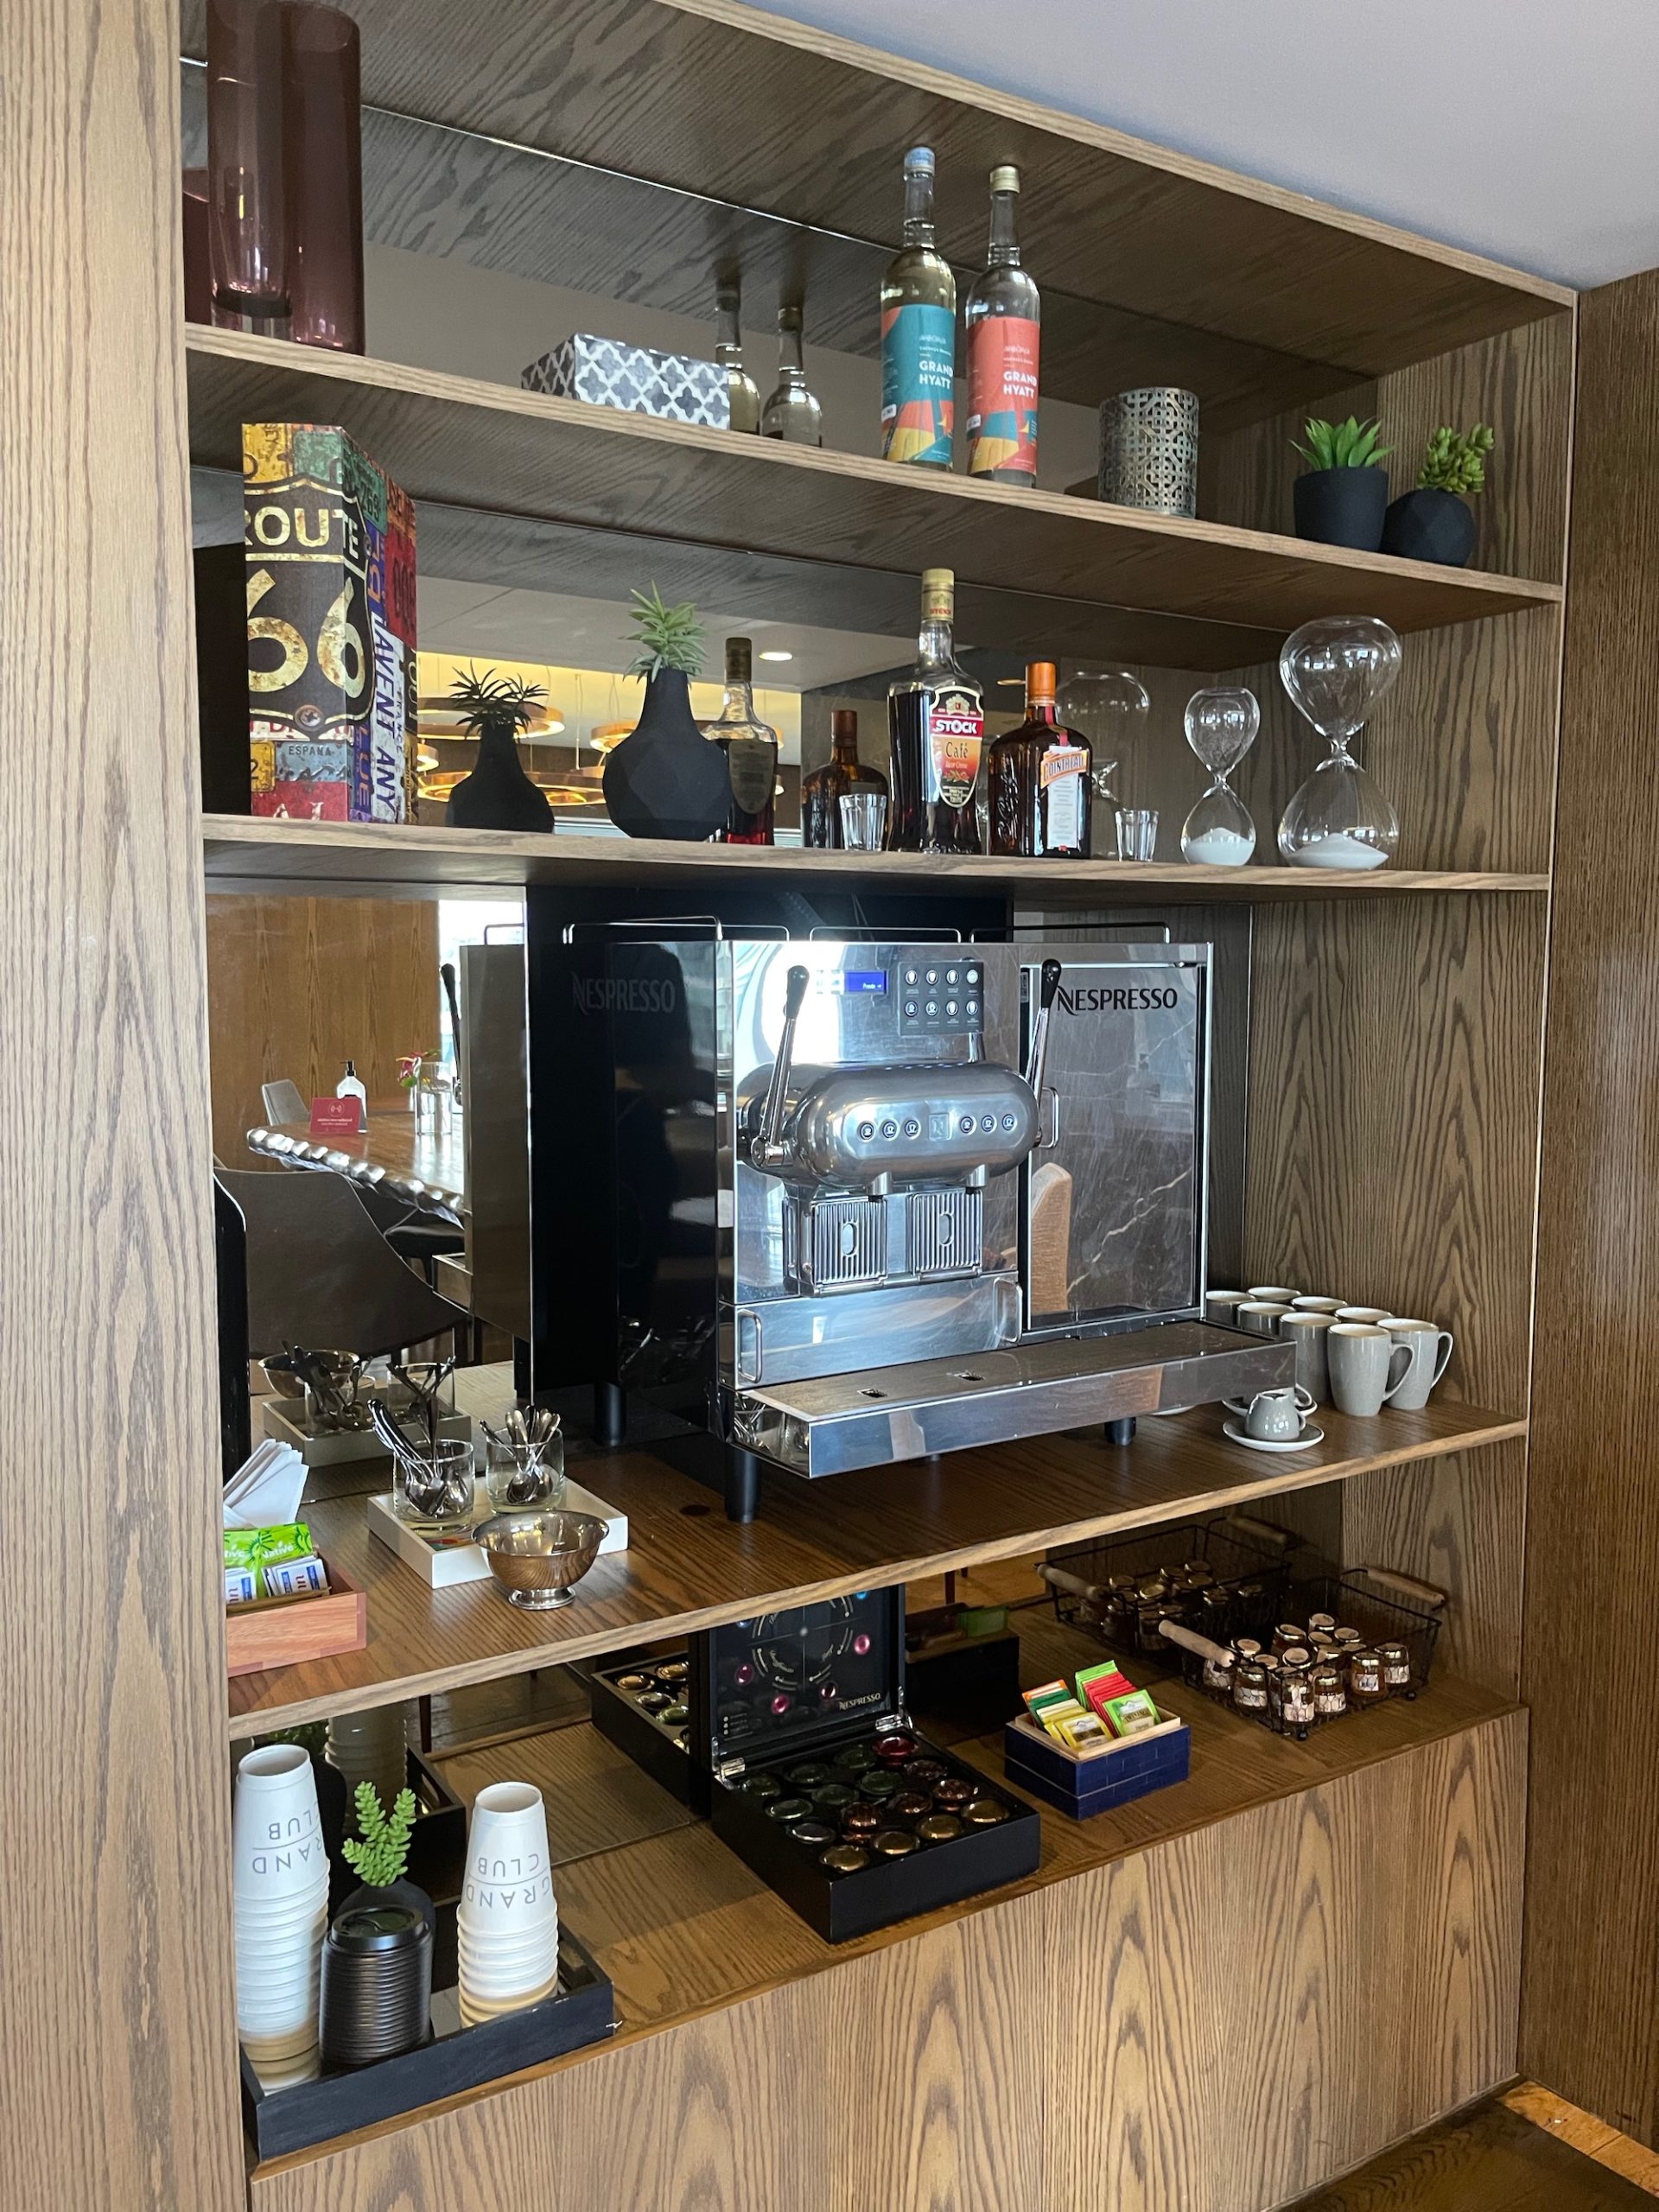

left=533, top=928, right=1286, bottom=1517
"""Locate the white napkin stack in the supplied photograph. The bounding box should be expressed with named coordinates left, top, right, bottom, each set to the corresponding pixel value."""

left=223, top=1440, right=308, bottom=1529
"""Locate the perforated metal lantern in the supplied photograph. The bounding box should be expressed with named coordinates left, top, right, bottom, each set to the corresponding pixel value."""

left=1097, top=387, right=1200, bottom=517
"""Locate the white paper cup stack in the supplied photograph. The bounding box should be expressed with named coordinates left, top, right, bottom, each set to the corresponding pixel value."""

left=457, top=1782, right=560, bottom=2028
left=326, top=1701, right=411, bottom=1813
left=233, top=1744, right=330, bottom=2088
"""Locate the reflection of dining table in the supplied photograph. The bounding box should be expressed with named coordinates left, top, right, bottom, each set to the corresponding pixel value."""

left=244, top=1100, right=465, bottom=1217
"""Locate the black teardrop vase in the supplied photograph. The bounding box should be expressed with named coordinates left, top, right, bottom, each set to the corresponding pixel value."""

left=602, top=668, right=730, bottom=842
left=445, top=722, right=553, bottom=833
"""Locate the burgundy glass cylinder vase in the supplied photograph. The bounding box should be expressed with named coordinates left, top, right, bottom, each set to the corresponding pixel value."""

left=206, top=0, right=289, bottom=324
left=181, top=168, right=213, bottom=325
left=283, top=4, right=365, bottom=353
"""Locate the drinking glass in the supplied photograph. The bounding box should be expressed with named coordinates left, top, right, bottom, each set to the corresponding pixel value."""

left=485, top=1429, right=566, bottom=1514
left=393, top=1438, right=476, bottom=1529
left=1115, top=806, right=1160, bottom=861
left=837, top=792, right=888, bottom=850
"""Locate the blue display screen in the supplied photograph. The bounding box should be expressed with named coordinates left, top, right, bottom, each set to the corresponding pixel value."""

left=842, top=970, right=888, bottom=995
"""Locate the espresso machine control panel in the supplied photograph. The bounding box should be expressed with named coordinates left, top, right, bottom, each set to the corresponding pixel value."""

left=892, top=956, right=986, bottom=1039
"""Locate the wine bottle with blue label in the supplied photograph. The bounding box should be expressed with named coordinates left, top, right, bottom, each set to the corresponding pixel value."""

left=880, top=148, right=957, bottom=469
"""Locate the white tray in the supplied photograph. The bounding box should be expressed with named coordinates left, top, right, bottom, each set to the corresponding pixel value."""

left=365, top=1478, right=629, bottom=1587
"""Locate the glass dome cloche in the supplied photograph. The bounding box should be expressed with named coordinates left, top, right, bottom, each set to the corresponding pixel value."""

left=1056, top=668, right=1150, bottom=833
left=1179, top=686, right=1259, bottom=866
left=1275, top=615, right=1402, bottom=870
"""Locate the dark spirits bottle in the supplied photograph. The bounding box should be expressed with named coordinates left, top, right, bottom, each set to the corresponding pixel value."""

left=965, top=165, right=1039, bottom=486
left=800, top=709, right=888, bottom=848
left=988, top=660, right=1091, bottom=857
left=880, top=148, right=956, bottom=468
left=715, top=281, right=761, bottom=434
left=887, top=570, right=985, bottom=854
left=760, top=304, right=823, bottom=445
left=705, top=636, right=779, bottom=844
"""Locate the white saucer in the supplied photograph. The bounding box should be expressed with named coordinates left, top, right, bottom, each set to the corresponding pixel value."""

left=1222, top=1416, right=1324, bottom=1453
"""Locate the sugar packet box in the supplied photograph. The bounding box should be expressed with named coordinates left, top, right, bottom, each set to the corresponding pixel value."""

left=522, top=334, right=729, bottom=429
left=244, top=422, right=417, bottom=823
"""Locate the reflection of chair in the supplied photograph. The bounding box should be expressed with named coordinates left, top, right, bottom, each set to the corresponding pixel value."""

left=261, top=1078, right=308, bottom=1124
left=217, top=1168, right=464, bottom=1361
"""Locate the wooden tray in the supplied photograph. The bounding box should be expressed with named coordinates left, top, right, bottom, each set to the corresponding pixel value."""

left=226, top=1555, right=367, bottom=1679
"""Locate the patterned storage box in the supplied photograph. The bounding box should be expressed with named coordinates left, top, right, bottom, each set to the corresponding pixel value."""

left=522, top=334, right=729, bottom=428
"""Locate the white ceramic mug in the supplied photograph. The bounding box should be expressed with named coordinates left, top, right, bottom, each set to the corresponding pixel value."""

left=1204, top=1290, right=1253, bottom=1327
left=1248, top=1284, right=1297, bottom=1305
left=1326, top=1323, right=1413, bottom=1415
left=1384, top=1319, right=1454, bottom=1409
left=1244, top=1384, right=1315, bottom=1440
left=1236, top=1300, right=1290, bottom=1338
left=1291, top=1294, right=1344, bottom=1315
left=1334, top=1305, right=1393, bottom=1325
left=1280, top=1310, right=1335, bottom=1402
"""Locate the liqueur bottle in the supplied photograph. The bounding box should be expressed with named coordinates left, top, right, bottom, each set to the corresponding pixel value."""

left=880, top=148, right=956, bottom=468
left=760, top=304, right=823, bottom=445
left=964, top=165, right=1040, bottom=486
left=705, top=636, right=779, bottom=844
left=800, top=709, right=888, bottom=848
left=887, top=569, right=985, bottom=854
left=715, top=281, right=761, bottom=435
left=987, top=661, right=1091, bottom=857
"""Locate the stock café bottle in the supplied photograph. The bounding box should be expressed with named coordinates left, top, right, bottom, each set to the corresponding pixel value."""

left=987, top=660, right=1091, bottom=856
left=887, top=569, right=985, bottom=854
left=800, top=709, right=887, bottom=848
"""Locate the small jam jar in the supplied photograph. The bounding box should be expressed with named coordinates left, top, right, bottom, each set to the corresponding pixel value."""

left=1232, top=1658, right=1269, bottom=1715
left=1277, top=1659, right=1318, bottom=1733
left=1311, top=1663, right=1347, bottom=1719
left=1203, top=1648, right=1236, bottom=1697
left=1307, top=1611, right=1337, bottom=1637
left=1346, top=1649, right=1387, bottom=1705
left=1271, top=1623, right=1305, bottom=1656
left=1376, top=1639, right=1413, bottom=1693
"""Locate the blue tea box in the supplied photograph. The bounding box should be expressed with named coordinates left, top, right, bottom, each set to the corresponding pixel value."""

left=1003, top=1707, right=1191, bottom=1821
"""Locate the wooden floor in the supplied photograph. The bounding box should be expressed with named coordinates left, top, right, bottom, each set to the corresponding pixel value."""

left=1286, top=2088, right=1659, bottom=2209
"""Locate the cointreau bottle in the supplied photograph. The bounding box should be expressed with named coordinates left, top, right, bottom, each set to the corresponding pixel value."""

left=887, top=570, right=985, bottom=854
left=987, top=660, right=1091, bottom=856
left=705, top=636, right=779, bottom=844
left=801, top=709, right=888, bottom=848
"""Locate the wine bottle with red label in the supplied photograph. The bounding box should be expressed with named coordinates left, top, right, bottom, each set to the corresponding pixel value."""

left=965, top=165, right=1040, bottom=486
left=887, top=569, right=986, bottom=854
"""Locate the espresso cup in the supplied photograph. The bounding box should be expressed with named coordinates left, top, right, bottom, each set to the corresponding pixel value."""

left=1204, top=1290, right=1253, bottom=1327
left=1291, top=1295, right=1344, bottom=1315
left=1326, top=1323, right=1412, bottom=1416
left=1384, top=1319, right=1454, bottom=1410
left=1236, top=1300, right=1290, bottom=1338
left=1248, top=1284, right=1297, bottom=1305
left=1279, top=1310, right=1334, bottom=1402
left=1243, top=1385, right=1315, bottom=1440
left=1335, top=1305, right=1393, bottom=1325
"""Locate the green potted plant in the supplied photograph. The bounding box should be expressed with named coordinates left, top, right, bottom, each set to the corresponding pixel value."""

left=1291, top=416, right=1392, bottom=550
left=1381, top=423, right=1494, bottom=566
left=601, top=584, right=730, bottom=841
left=318, top=1784, right=435, bottom=2069
left=443, top=666, right=553, bottom=833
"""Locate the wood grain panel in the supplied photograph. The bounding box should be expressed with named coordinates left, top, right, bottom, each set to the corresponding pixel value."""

left=248, top=1708, right=1524, bottom=2212
left=181, top=0, right=1568, bottom=375
left=1522, top=266, right=1659, bottom=2146
left=227, top=1398, right=1527, bottom=1737
left=206, top=894, right=442, bottom=1166
left=1294, top=2094, right=1659, bottom=2211
left=0, top=0, right=244, bottom=2206
left=184, top=330, right=1562, bottom=644
left=1243, top=895, right=1547, bottom=1412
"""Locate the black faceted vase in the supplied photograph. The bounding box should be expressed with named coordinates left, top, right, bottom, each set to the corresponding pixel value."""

left=318, top=1880, right=434, bottom=2069
left=446, top=721, right=553, bottom=833
left=1292, top=465, right=1389, bottom=551
left=602, top=668, right=729, bottom=841
left=1381, top=486, right=1478, bottom=567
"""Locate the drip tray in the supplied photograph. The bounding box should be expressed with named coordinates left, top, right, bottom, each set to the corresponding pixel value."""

left=730, top=1321, right=1293, bottom=1478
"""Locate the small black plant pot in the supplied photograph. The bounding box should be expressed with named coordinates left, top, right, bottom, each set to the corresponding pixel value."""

left=318, top=1881, right=434, bottom=2069
left=1293, top=466, right=1389, bottom=551
left=602, top=668, right=730, bottom=841
left=1381, top=486, right=1477, bottom=567
left=446, top=724, right=554, bottom=833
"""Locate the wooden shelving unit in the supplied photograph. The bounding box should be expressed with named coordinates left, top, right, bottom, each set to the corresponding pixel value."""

left=202, top=813, right=1552, bottom=903
left=226, top=1399, right=1526, bottom=1737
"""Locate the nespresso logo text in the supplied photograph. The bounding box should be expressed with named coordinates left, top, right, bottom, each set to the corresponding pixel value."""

left=571, top=976, right=680, bottom=1014
left=1058, top=984, right=1179, bottom=1014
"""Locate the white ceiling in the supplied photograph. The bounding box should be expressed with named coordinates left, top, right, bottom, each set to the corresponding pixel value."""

left=766, top=0, right=1659, bottom=289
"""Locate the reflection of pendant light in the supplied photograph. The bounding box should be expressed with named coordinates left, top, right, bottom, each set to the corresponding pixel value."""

left=590, top=722, right=633, bottom=754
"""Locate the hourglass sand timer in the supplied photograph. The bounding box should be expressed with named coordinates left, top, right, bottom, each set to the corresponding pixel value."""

left=1276, top=616, right=1402, bottom=869
left=1179, top=687, right=1259, bottom=865
left=1057, top=669, right=1149, bottom=845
